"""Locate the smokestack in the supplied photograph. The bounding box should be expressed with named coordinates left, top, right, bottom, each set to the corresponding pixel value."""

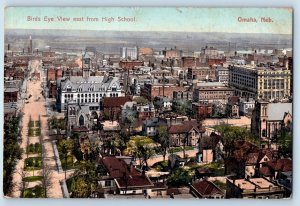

left=7, top=44, right=10, bottom=51
left=29, top=36, right=32, bottom=54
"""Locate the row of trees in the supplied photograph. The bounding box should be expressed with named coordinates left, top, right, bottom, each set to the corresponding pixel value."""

left=4, top=116, right=23, bottom=195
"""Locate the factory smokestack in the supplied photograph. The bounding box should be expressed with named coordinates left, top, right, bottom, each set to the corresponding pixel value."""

left=29, top=36, right=32, bottom=54
left=7, top=44, right=10, bottom=51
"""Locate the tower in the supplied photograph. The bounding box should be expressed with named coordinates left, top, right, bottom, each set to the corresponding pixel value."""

left=82, top=52, right=91, bottom=79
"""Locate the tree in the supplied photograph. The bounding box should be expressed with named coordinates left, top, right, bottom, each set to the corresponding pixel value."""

left=42, top=163, right=53, bottom=197
left=277, top=128, right=292, bottom=158
left=167, top=168, right=192, bottom=187
left=125, top=136, right=156, bottom=169
left=213, top=123, right=258, bottom=174
left=157, top=125, right=169, bottom=161
left=134, top=96, right=149, bottom=105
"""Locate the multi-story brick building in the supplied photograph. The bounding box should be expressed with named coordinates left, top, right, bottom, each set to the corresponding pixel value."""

left=193, top=86, right=234, bottom=104
left=140, top=83, right=186, bottom=101
left=187, top=67, right=216, bottom=81
left=229, top=65, right=291, bottom=100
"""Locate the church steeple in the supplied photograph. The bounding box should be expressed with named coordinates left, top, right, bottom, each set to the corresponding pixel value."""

left=82, top=51, right=91, bottom=79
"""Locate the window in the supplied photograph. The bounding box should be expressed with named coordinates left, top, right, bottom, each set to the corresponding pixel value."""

left=105, top=180, right=112, bottom=187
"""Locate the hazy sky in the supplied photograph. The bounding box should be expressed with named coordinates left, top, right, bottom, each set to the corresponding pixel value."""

left=5, top=7, right=293, bottom=34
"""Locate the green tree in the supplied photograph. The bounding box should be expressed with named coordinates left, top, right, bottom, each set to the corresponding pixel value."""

left=213, top=123, right=258, bottom=174
left=125, top=136, right=156, bottom=169
left=134, top=96, right=149, bottom=105
left=167, top=168, right=192, bottom=187
left=157, top=125, right=169, bottom=161
left=277, top=129, right=292, bottom=158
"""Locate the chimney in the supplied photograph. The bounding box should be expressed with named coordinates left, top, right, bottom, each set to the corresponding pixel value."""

left=7, top=44, right=10, bottom=51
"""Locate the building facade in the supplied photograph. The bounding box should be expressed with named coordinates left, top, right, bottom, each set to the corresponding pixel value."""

left=229, top=65, right=291, bottom=100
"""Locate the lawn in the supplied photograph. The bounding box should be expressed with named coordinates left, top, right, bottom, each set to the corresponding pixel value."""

left=152, top=160, right=169, bottom=172
left=169, top=146, right=195, bottom=154
left=28, top=120, right=34, bottom=128
left=28, top=128, right=34, bottom=137
left=24, top=157, right=43, bottom=171
left=23, top=185, right=45, bottom=198
left=23, top=176, right=43, bottom=182
left=26, top=143, right=42, bottom=154
left=35, top=121, right=40, bottom=128
left=35, top=128, right=41, bottom=136
left=194, top=162, right=225, bottom=176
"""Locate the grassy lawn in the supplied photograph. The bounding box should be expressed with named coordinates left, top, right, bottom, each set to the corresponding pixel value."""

left=152, top=160, right=169, bottom=172
left=24, top=157, right=43, bottom=171
left=35, top=121, right=40, bottom=128
left=60, top=155, right=78, bottom=170
left=26, top=143, right=42, bottom=154
left=28, top=128, right=34, bottom=137
left=35, top=128, right=41, bottom=136
left=23, top=176, right=43, bottom=182
left=189, top=162, right=225, bottom=176
left=23, top=185, right=45, bottom=198
left=169, top=146, right=195, bottom=154
left=28, top=120, right=34, bottom=128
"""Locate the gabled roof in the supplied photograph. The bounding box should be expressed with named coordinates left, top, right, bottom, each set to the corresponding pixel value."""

left=191, top=180, right=224, bottom=197
left=266, top=158, right=292, bottom=172
left=268, top=103, right=292, bottom=121
left=100, top=156, right=153, bottom=188
left=168, top=120, right=204, bottom=134
left=103, top=96, right=133, bottom=108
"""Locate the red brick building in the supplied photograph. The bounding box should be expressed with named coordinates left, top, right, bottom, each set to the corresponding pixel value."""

left=119, top=60, right=144, bottom=70
left=140, top=83, right=186, bottom=100
left=4, top=88, right=19, bottom=103
left=102, top=96, right=133, bottom=119
left=192, top=102, right=212, bottom=119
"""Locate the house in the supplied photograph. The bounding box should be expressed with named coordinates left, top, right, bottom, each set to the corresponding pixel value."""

left=190, top=180, right=225, bottom=199
left=197, top=132, right=222, bottom=163
left=227, top=96, right=240, bottom=118
left=102, top=96, right=133, bottom=120
left=168, top=120, right=205, bottom=147
left=97, top=156, right=154, bottom=195
left=226, top=177, right=285, bottom=199
left=239, top=98, right=255, bottom=116
left=244, top=149, right=275, bottom=178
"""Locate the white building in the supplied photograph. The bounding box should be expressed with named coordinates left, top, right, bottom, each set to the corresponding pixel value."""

left=120, top=47, right=138, bottom=60
left=57, top=52, right=123, bottom=112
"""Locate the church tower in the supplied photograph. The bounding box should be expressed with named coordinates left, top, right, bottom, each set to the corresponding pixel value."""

left=82, top=52, right=91, bottom=79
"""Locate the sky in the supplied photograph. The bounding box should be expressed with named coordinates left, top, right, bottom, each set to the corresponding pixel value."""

left=4, top=7, right=293, bottom=34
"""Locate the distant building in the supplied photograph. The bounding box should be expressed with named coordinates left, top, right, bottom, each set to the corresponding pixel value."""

left=120, top=46, right=138, bottom=60
left=215, top=66, right=229, bottom=84
left=229, top=65, right=291, bottom=100
left=187, top=67, right=216, bottom=81
left=193, top=86, right=234, bottom=104
left=192, top=102, right=212, bottom=119
left=162, top=47, right=183, bottom=59
left=239, top=98, right=255, bottom=116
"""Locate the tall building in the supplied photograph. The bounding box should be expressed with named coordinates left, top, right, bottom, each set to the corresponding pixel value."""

left=120, top=46, right=138, bottom=60
left=57, top=52, right=123, bottom=113
left=229, top=65, right=291, bottom=100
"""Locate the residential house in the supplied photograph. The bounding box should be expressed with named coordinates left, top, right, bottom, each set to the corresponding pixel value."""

left=190, top=180, right=225, bottom=199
